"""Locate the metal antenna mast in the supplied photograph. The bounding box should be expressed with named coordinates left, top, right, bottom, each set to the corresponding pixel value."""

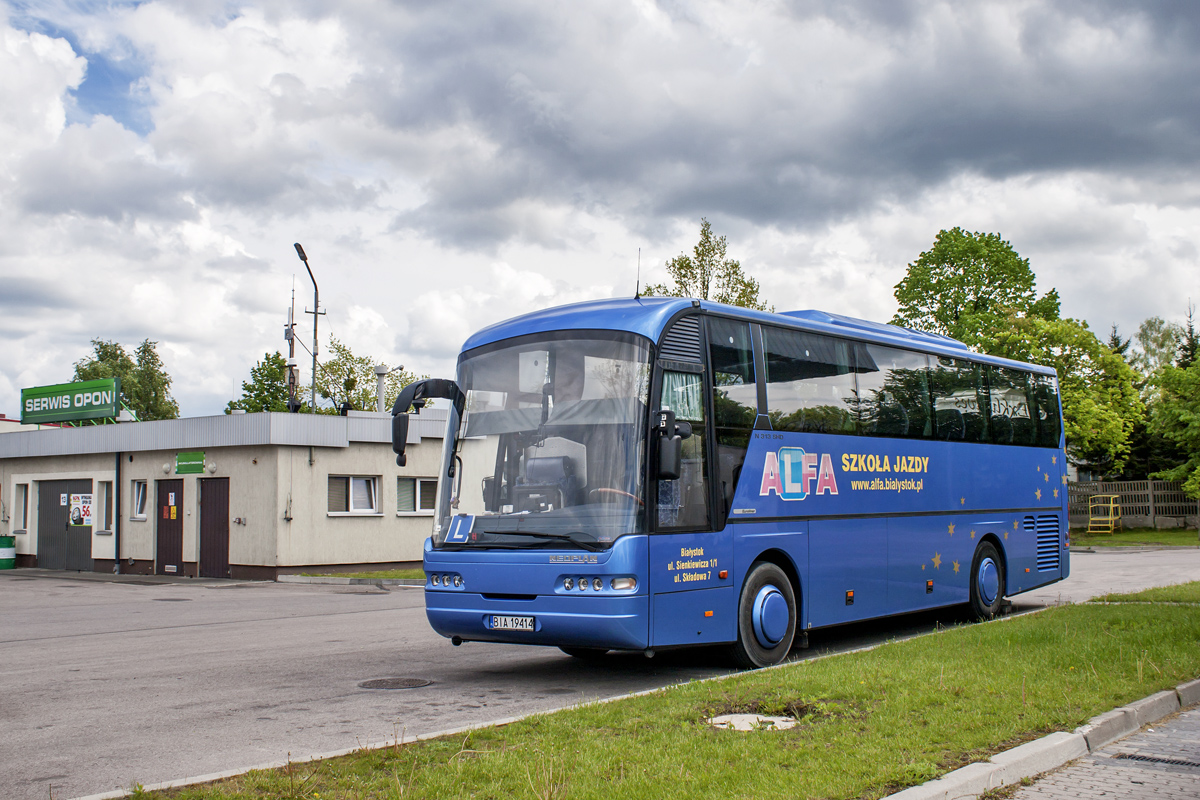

left=294, top=243, right=324, bottom=414
left=284, top=280, right=301, bottom=412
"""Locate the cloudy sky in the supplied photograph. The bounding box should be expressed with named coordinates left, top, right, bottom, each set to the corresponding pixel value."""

left=1, top=0, right=1197, bottom=417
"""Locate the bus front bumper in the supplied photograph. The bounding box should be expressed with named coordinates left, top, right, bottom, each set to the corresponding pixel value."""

left=425, top=592, right=649, bottom=651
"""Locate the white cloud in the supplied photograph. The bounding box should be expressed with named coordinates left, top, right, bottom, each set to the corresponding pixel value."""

left=1, top=0, right=1198, bottom=419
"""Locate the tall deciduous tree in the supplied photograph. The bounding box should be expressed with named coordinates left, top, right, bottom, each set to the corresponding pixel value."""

left=892, top=228, right=1060, bottom=347
left=226, top=352, right=303, bottom=413
left=315, top=336, right=424, bottom=412
left=1131, top=315, right=1182, bottom=378
left=989, top=316, right=1142, bottom=474
left=73, top=338, right=179, bottom=420
left=644, top=218, right=771, bottom=311
left=1150, top=360, right=1200, bottom=498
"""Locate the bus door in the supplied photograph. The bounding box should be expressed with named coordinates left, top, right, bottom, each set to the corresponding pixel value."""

left=648, top=315, right=743, bottom=647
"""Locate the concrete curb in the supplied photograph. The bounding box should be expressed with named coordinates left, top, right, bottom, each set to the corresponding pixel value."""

left=275, top=574, right=424, bottom=587
left=883, top=678, right=1197, bottom=800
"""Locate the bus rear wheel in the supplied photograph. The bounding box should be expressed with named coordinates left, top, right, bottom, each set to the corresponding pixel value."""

left=559, top=646, right=609, bottom=659
left=731, top=561, right=796, bottom=669
left=969, top=541, right=1005, bottom=620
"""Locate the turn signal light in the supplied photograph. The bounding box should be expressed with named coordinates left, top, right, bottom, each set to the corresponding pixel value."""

left=610, top=577, right=637, bottom=591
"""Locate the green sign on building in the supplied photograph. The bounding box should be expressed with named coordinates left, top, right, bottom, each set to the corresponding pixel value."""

left=21, top=379, right=121, bottom=424
left=176, top=451, right=206, bottom=474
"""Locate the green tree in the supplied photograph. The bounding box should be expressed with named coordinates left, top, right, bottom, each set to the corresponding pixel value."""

left=73, top=338, right=179, bottom=420
left=644, top=218, right=771, bottom=311
left=892, top=228, right=1060, bottom=347
left=1107, top=324, right=1131, bottom=359
left=1150, top=360, right=1200, bottom=497
left=315, top=336, right=424, bottom=412
left=1131, top=315, right=1182, bottom=378
left=989, top=316, right=1142, bottom=474
left=1177, top=302, right=1197, bottom=369
left=226, top=352, right=306, bottom=413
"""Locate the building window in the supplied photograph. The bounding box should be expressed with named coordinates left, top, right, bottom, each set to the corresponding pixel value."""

left=328, top=476, right=380, bottom=514
left=99, top=481, right=114, bottom=531
left=397, top=477, right=437, bottom=514
left=14, top=483, right=28, bottom=531
left=131, top=480, right=148, bottom=519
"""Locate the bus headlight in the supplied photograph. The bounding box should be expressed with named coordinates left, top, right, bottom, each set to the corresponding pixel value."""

left=563, top=577, right=574, bottom=590
left=453, top=575, right=462, bottom=588
left=592, top=577, right=603, bottom=591
left=430, top=574, right=440, bottom=586
left=610, top=577, right=637, bottom=591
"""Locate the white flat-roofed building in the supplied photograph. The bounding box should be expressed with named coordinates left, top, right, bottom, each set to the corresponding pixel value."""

left=0, top=409, right=447, bottom=579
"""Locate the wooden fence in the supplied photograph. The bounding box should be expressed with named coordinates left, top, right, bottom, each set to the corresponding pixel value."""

left=1067, top=480, right=1200, bottom=528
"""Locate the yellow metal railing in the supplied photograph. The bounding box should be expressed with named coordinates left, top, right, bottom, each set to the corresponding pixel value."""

left=1086, top=494, right=1122, bottom=535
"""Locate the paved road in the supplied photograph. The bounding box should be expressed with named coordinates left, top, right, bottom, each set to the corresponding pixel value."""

left=2, top=547, right=1197, bottom=800
left=1013, top=703, right=1200, bottom=799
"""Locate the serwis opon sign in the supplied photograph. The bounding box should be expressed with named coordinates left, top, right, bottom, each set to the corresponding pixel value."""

left=21, top=379, right=121, bottom=424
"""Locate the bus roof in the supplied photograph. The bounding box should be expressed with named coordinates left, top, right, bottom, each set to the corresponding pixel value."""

left=461, top=297, right=1056, bottom=375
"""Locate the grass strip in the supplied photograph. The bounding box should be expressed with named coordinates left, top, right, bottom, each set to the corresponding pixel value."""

left=299, top=569, right=426, bottom=580
left=1093, top=580, right=1200, bottom=604
left=1071, top=527, right=1198, bottom=548
left=142, top=595, right=1200, bottom=800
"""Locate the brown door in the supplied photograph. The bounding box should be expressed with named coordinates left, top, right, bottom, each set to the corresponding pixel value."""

left=156, top=480, right=184, bottom=575
left=199, top=478, right=230, bottom=578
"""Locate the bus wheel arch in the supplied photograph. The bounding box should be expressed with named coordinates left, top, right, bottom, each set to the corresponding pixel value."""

left=969, top=537, right=1006, bottom=620
left=731, top=552, right=799, bottom=669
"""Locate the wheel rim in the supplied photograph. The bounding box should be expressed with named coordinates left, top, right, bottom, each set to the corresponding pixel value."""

left=977, top=557, right=999, bottom=605
left=752, top=585, right=789, bottom=647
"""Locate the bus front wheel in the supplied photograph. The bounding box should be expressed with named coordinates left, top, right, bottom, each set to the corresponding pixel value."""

left=969, top=541, right=1005, bottom=620
left=731, top=561, right=796, bottom=669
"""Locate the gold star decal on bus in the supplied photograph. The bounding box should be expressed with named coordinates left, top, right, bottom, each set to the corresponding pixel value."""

left=921, top=563, right=925, bottom=570
left=932, top=552, right=942, bottom=569
left=953, top=560, right=960, bottom=573
left=1054, top=489, right=1059, bottom=498
left=948, top=523, right=955, bottom=536
left=1037, top=465, right=1041, bottom=472
left=1013, top=520, right=1019, bottom=530
left=1036, top=488, right=1042, bottom=501
left=970, top=530, right=976, bottom=539
left=1062, top=475, right=1068, bottom=485
left=1052, top=455, right=1057, bottom=465
left=1044, top=473, right=1049, bottom=482
left=960, top=496, right=966, bottom=505
left=1004, top=530, right=1009, bottom=540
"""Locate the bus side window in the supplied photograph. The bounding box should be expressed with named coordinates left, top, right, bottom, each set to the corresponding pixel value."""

left=855, top=345, right=931, bottom=439
left=707, top=318, right=757, bottom=511
left=658, top=370, right=711, bottom=530
left=763, top=327, right=857, bottom=434
left=931, top=358, right=988, bottom=443
left=988, top=366, right=1035, bottom=446
left=1032, top=374, right=1062, bottom=448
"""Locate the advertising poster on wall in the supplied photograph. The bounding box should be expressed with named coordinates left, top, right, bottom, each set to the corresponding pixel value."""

left=69, top=494, right=93, bottom=527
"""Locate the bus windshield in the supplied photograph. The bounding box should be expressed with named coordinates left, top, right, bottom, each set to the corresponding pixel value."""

left=433, top=332, right=652, bottom=550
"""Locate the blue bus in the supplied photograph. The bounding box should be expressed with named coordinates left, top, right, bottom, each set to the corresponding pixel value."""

left=391, top=297, right=1069, bottom=667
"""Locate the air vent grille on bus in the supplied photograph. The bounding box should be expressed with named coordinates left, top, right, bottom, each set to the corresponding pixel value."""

left=1025, top=515, right=1061, bottom=572
left=659, top=316, right=703, bottom=363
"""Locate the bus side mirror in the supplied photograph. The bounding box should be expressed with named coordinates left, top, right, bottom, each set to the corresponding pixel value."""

left=392, top=378, right=465, bottom=467
left=656, top=410, right=692, bottom=480
left=392, top=414, right=410, bottom=467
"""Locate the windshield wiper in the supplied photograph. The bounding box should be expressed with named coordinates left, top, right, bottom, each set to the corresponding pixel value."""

left=484, top=530, right=606, bottom=552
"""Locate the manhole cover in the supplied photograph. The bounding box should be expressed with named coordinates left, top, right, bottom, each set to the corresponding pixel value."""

left=152, top=598, right=192, bottom=602
left=708, top=714, right=797, bottom=731
left=358, top=678, right=433, bottom=690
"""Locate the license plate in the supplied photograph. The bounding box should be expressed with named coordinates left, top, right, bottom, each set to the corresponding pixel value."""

left=490, top=615, right=534, bottom=631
